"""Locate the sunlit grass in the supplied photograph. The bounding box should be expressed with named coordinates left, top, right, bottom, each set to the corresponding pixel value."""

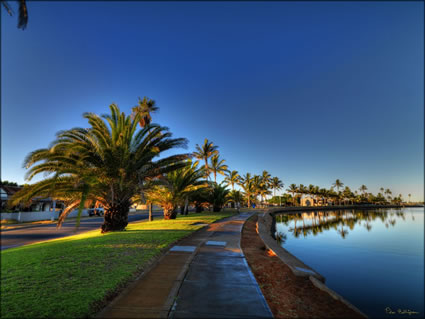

left=1, top=211, right=235, bottom=318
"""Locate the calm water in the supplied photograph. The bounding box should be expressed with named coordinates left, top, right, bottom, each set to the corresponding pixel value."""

left=275, top=207, right=424, bottom=318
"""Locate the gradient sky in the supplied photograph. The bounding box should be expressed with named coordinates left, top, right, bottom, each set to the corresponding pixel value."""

left=1, top=1, right=424, bottom=201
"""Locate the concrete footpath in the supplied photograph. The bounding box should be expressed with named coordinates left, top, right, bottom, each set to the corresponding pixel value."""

left=98, top=212, right=273, bottom=318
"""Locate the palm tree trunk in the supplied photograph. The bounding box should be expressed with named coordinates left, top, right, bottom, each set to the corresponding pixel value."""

left=101, top=203, right=130, bottom=233
left=204, top=158, right=209, bottom=180
left=184, top=197, right=189, bottom=215
left=149, top=202, right=153, bottom=221
left=164, top=205, right=177, bottom=220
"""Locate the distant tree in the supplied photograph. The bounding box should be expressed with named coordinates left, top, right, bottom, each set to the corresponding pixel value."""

left=268, top=194, right=292, bottom=206
left=193, top=139, right=219, bottom=180
left=131, top=96, right=159, bottom=128
left=385, top=188, right=392, bottom=202
left=271, top=177, right=284, bottom=205
left=239, top=173, right=255, bottom=207
left=286, top=184, right=298, bottom=206
left=210, top=154, right=228, bottom=183
left=359, top=185, right=368, bottom=195
left=224, top=170, right=240, bottom=191
left=332, top=179, right=344, bottom=193
left=0, top=180, right=19, bottom=186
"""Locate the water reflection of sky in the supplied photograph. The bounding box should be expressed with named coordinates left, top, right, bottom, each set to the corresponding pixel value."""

left=275, top=207, right=424, bottom=319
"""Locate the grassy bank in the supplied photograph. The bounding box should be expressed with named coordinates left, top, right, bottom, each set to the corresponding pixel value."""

left=1, top=211, right=236, bottom=318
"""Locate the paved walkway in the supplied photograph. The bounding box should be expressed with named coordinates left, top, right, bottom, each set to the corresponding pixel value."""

left=98, top=212, right=273, bottom=318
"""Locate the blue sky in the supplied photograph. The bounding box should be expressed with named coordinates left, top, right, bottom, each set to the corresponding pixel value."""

left=1, top=1, right=424, bottom=200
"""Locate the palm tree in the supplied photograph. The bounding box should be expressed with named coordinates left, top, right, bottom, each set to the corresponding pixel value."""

left=332, top=179, right=344, bottom=193
left=297, top=184, right=307, bottom=202
left=224, top=170, right=240, bottom=190
left=2, top=0, right=28, bottom=29
left=385, top=188, right=392, bottom=202
left=131, top=96, right=159, bottom=128
left=131, top=96, right=159, bottom=221
left=193, top=139, right=219, bottom=180
left=258, top=187, right=271, bottom=207
left=240, top=173, right=254, bottom=207
left=144, top=160, right=208, bottom=219
left=359, top=185, right=368, bottom=195
left=408, top=193, right=411, bottom=203
left=287, top=184, right=298, bottom=206
left=229, top=190, right=243, bottom=210
left=270, top=177, right=284, bottom=205
left=9, top=104, right=188, bottom=232
left=210, top=154, right=228, bottom=183
left=252, top=175, right=262, bottom=205
left=380, top=187, right=384, bottom=195
left=261, top=170, right=272, bottom=188
left=208, top=182, right=230, bottom=212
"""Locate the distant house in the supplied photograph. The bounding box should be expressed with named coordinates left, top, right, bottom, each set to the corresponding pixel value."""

left=1, top=185, right=22, bottom=211
left=300, top=196, right=317, bottom=207
left=0, top=185, right=63, bottom=212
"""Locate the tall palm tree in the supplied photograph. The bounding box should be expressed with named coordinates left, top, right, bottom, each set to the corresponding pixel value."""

left=240, top=173, right=254, bottom=207
left=210, top=154, right=228, bottom=183
left=359, top=185, right=368, bottom=195
left=260, top=170, right=272, bottom=202
left=144, top=160, right=208, bottom=219
left=408, top=193, right=411, bottom=203
left=252, top=175, right=262, bottom=204
left=287, top=184, right=298, bottom=206
left=385, top=188, right=392, bottom=202
left=332, top=179, right=344, bottom=193
left=297, top=184, right=307, bottom=200
left=261, top=170, right=272, bottom=188
left=193, top=139, right=219, bottom=180
left=258, top=187, right=271, bottom=207
left=10, top=104, right=188, bottom=232
left=2, top=0, right=28, bottom=29
left=131, top=96, right=159, bottom=128
left=224, top=170, right=240, bottom=190
left=131, top=96, right=159, bottom=221
left=271, top=177, right=283, bottom=197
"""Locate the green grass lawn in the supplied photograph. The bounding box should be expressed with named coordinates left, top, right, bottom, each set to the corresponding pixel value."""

left=1, top=210, right=236, bottom=318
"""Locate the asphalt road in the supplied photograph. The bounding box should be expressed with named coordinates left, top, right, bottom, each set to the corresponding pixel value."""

left=0, top=211, right=164, bottom=250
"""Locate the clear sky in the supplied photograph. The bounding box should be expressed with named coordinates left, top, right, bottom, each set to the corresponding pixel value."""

left=1, top=1, right=424, bottom=201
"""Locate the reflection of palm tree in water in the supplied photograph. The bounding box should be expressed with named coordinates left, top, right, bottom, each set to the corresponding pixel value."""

left=284, top=209, right=405, bottom=238
left=337, top=223, right=349, bottom=239
left=364, top=221, right=372, bottom=231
